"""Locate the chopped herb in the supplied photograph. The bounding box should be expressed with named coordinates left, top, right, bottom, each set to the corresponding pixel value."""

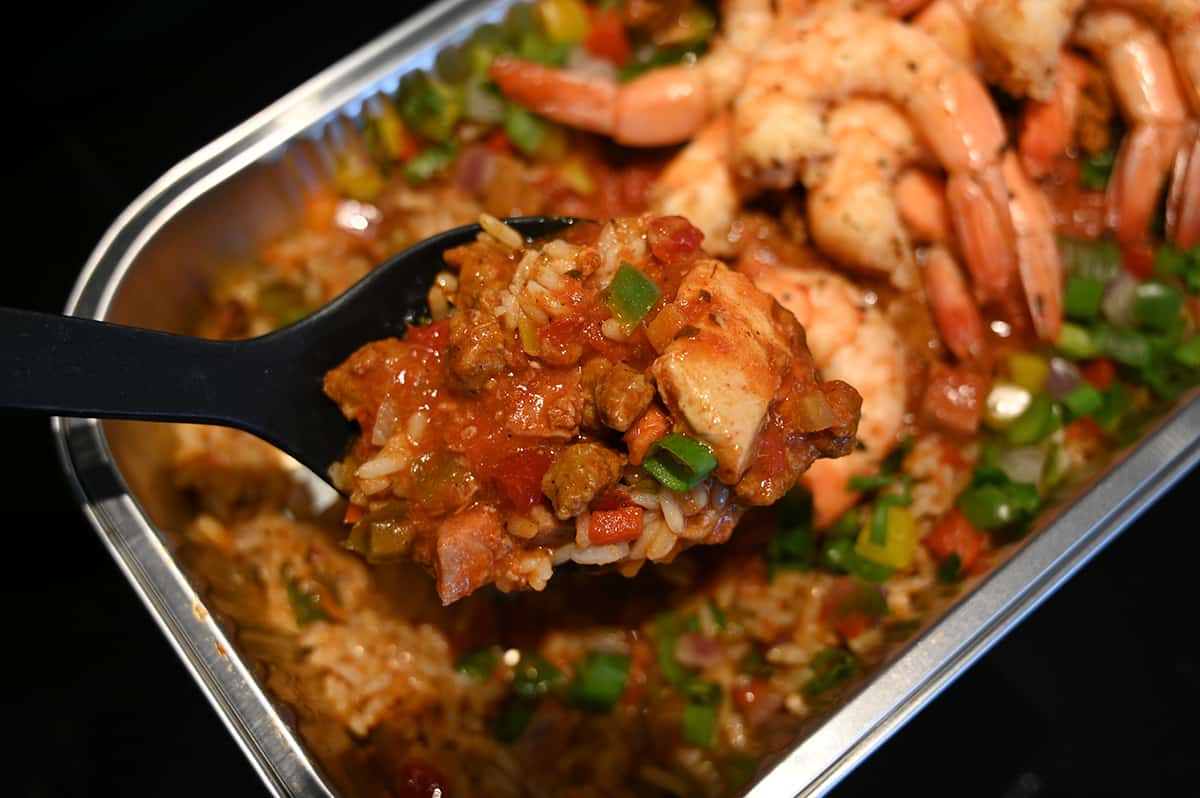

left=804, top=648, right=860, bottom=698
left=707, top=599, right=728, bottom=632
left=493, top=695, right=536, bottom=743
left=1133, top=279, right=1184, bottom=332
left=937, top=552, right=963, bottom=583
left=1153, top=242, right=1200, bottom=293
left=737, top=646, right=772, bottom=677
left=286, top=580, right=327, bottom=626
left=568, top=652, right=630, bottom=712
left=655, top=614, right=696, bottom=689
left=503, top=102, right=547, bottom=156
left=1006, top=392, right=1056, bottom=445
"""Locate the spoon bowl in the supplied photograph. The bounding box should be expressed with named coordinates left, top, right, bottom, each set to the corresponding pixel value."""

left=2, top=216, right=579, bottom=490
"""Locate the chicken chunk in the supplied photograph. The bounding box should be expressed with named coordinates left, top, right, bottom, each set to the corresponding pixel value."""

left=650, top=260, right=792, bottom=482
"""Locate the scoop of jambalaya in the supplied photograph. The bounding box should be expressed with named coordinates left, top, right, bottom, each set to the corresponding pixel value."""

left=324, top=214, right=861, bottom=604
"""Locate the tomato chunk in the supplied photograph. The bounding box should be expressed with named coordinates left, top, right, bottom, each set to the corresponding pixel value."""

left=495, top=448, right=553, bottom=511
left=1080, top=357, right=1116, bottom=390
left=924, top=509, right=987, bottom=571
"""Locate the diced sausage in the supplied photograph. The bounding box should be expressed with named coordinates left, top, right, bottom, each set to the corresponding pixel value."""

left=540, top=443, right=625, bottom=521
left=447, top=308, right=508, bottom=391
left=595, top=363, right=656, bottom=432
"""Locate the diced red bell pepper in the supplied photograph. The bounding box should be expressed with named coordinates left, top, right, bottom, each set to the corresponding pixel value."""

left=583, top=12, right=632, bottom=66
left=1121, top=244, right=1155, bottom=280
left=342, top=504, right=365, bottom=525
left=1080, top=357, right=1116, bottom=390
left=924, top=509, right=987, bottom=572
left=588, top=506, right=644, bottom=545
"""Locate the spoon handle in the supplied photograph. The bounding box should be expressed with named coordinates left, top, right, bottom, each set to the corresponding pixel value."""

left=0, top=307, right=259, bottom=427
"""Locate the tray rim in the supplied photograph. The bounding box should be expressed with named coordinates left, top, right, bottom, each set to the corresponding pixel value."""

left=51, top=1, right=1200, bottom=796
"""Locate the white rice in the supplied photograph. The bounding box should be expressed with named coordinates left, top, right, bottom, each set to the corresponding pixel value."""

left=571, top=542, right=630, bottom=565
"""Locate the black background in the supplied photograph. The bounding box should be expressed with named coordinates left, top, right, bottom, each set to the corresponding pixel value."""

left=2, top=2, right=1196, bottom=796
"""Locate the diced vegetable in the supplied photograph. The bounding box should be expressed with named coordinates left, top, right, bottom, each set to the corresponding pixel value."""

left=584, top=11, right=632, bottom=65
left=1007, top=351, right=1049, bottom=394
left=1057, top=322, right=1102, bottom=359
left=556, top=154, right=595, bottom=195
left=1079, top=358, right=1117, bottom=390
left=398, top=73, right=463, bottom=143
left=1065, top=381, right=1099, bottom=417
left=1059, top=237, right=1121, bottom=283
left=821, top=536, right=894, bottom=582
left=1175, top=336, right=1200, bottom=367
left=937, top=553, right=963, bottom=583
left=493, top=696, right=536, bottom=742
left=624, top=405, right=671, bottom=466
left=984, top=381, right=1032, bottom=429
left=855, top=502, right=917, bottom=570
left=607, top=262, right=661, bottom=327
left=737, top=646, right=772, bottom=677
left=1006, top=392, right=1056, bottom=445
left=803, top=648, right=860, bottom=698
left=1045, top=356, right=1082, bottom=398
left=995, top=445, right=1048, bottom=487
left=1134, top=279, right=1184, bottom=332
left=503, top=102, right=547, bottom=156
left=847, top=474, right=908, bottom=492
left=1094, top=325, right=1152, bottom=367
left=1079, top=148, right=1115, bottom=190
left=511, top=651, right=565, bottom=699
left=655, top=614, right=696, bottom=690
left=434, top=44, right=471, bottom=84
left=643, top=433, right=717, bottom=492
left=765, top=489, right=816, bottom=574
left=568, top=651, right=630, bottom=712
left=1092, top=382, right=1132, bottom=433
left=956, top=466, right=1040, bottom=532
left=516, top=29, right=571, bottom=65
left=455, top=647, right=500, bottom=680
left=363, top=101, right=418, bottom=164
left=286, top=580, right=327, bottom=626
left=925, top=509, right=986, bottom=572
left=403, top=142, right=459, bottom=184
left=588, top=506, right=644, bottom=545
left=536, top=0, right=589, bottom=43
left=682, top=698, right=720, bottom=748
left=1064, top=276, right=1105, bottom=321
left=1101, top=272, right=1139, bottom=327
left=1153, top=242, right=1200, bottom=293
left=463, top=76, right=507, bottom=124
left=463, top=23, right=509, bottom=76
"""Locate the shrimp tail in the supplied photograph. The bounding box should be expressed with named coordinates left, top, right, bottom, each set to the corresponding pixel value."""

left=945, top=165, right=1018, bottom=302
left=923, top=245, right=988, bottom=364
left=1003, top=152, right=1064, bottom=343
left=1167, top=120, right=1200, bottom=250
left=1108, top=123, right=1184, bottom=245
left=489, top=57, right=617, bottom=137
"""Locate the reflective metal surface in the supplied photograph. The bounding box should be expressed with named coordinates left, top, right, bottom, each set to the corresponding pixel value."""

left=52, top=0, right=1200, bottom=795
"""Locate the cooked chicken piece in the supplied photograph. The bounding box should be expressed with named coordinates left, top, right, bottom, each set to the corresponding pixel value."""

left=650, top=260, right=791, bottom=482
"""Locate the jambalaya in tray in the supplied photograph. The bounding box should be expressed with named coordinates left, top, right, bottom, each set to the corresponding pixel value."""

left=169, top=1, right=1200, bottom=796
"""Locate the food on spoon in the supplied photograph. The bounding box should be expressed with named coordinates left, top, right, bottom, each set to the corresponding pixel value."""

left=323, top=213, right=861, bottom=604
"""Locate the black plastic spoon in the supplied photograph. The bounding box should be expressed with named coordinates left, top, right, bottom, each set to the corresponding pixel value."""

left=1, top=216, right=578, bottom=489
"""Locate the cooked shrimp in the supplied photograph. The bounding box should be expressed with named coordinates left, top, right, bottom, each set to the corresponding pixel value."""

left=1074, top=7, right=1187, bottom=243
left=731, top=11, right=1021, bottom=316
left=1097, top=0, right=1200, bottom=115
left=899, top=0, right=1083, bottom=102
left=751, top=263, right=908, bottom=528
left=488, top=0, right=772, bottom=146
left=1003, top=151, right=1065, bottom=343
left=895, top=168, right=954, bottom=245
left=1167, top=120, right=1200, bottom=248
left=1018, top=52, right=1092, bottom=178
left=650, top=116, right=740, bottom=255
left=805, top=100, right=926, bottom=290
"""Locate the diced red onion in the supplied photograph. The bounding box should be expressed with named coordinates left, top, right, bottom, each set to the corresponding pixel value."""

left=1045, top=356, right=1081, bottom=399
left=1102, top=271, right=1138, bottom=327
left=675, top=633, right=722, bottom=669
left=455, top=145, right=494, bottom=197
left=995, top=445, right=1046, bottom=486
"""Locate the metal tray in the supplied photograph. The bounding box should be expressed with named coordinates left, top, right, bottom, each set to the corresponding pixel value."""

left=53, top=1, right=1200, bottom=795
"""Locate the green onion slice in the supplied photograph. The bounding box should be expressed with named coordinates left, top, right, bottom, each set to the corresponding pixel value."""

left=606, top=261, right=661, bottom=327
left=643, top=433, right=717, bottom=492
left=682, top=699, right=720, bottom=748
left=568, top=652, right=630, bottom=713
left=455, top=647, right=499, bottom=680
left=493, top=695, right=536, bottom=743
left=1064, top=276, right=1105, bottom=321
left=511, top=651, right=564, bottom=699
left=869, top=494, right=913, bottom=546
left=1061, top=383, right=1105, bottom=418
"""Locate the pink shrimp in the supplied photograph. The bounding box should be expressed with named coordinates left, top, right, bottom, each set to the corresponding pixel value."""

left=1074, top=7, right=1187, bottom=244
left=488, top=0, right=772, bottom=147
left=1167, top=121, right=1200, bottom=248
left=1018, top=52, right=1091, bottom=178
